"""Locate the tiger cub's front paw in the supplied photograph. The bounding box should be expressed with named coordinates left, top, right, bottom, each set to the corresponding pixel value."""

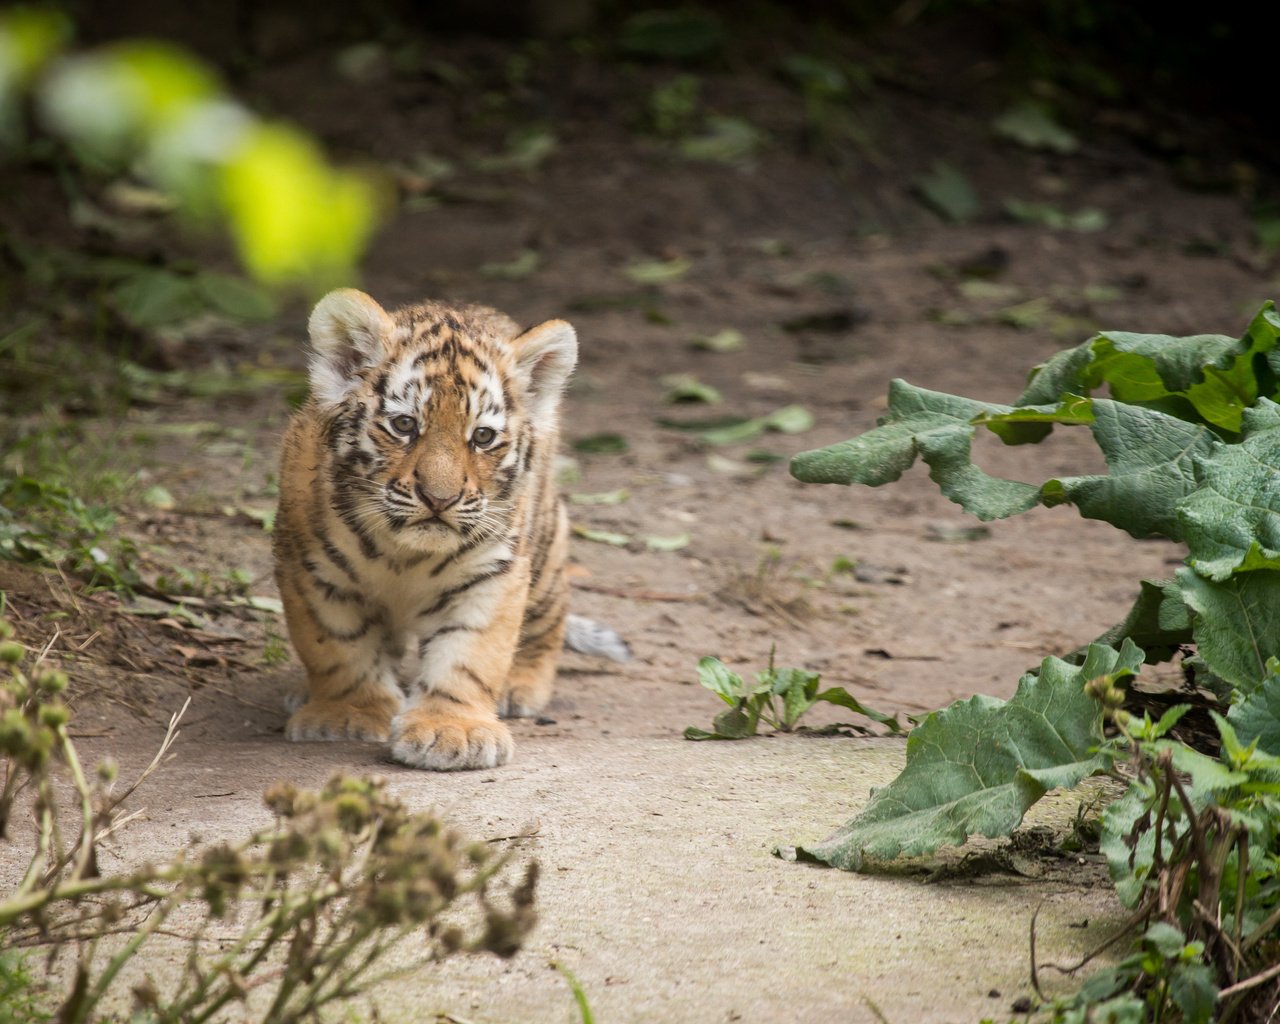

left=286, top=698, right=397, bottom=743
left=390, top=704, right=514, bottom=771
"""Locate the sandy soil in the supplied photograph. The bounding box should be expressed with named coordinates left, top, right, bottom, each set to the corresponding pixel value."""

left=3, top=17, right=1276, bottom=1023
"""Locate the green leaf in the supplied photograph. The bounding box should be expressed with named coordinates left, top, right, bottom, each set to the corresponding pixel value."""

left=662, top=374, right=722, bottom=404
left=478, top=249, right=540, bottom=280
left=712, top=704, right=755, bottom=738
left=1018, top=303, right=1280, bottom=433
left=762, top=405, right=814, bottom=434
left=696, top=657, right=746, bottom=704
left=0, top=8, right=72, bottom=87
left=992, top=102, right=1078, bottom=154
left=1176, top=567, right=1280, bottom=694
left=642, top=533, right=691, bottom=552
left=1088, top=578, right=1192, bottom=663
left=1143, top=922, right=1190, bottom=959
left=569, top=489, right=630, bottom=506
left=1178, top=399, right=1280, bottom=580
left=813, top=687, right=903, bottom=733
left=218, top=121, right=378, bottom=287
left=914, top=161, right=978, bottom=223
left=1004, top=200, right=1107, bottom=232
left=1228, top=672, right=1280, bottom=756
left=193, top=272, right=278, bottom=320
left=1168, top=961, right=1217, bottom=1024
left=624, top=257, right=692, bottom=285
left=702, top=404, right=813, bottom=445
left=573, top=434, right=628, bottom=454
left=1157, top=739, right=1249, bottom=795
left=1101, top=784, right=1155, bottom=907
left=1151, top=704, right=1192, bottom=740
left=779, top=669, right=821, bottom=729
left=974, top=394, right=1094, bottom=445
left=689, top=328, right=745, bottom=352
left=572, top=526, right=631, bottom=547
left=472, top=127, right=557, bottom=173
left=790, top=379, right=1042, bottom=521
left=111, top=269, right=204, bottom=327
left=140, top=484, right=176, bottom=510
left=1042, top=400, right=1216, bottom=540
left=683, top=725, right=727, bottom=741
left=678, top=116, right=766, bottom=164
left=790, top=642, right=1137, bottom=869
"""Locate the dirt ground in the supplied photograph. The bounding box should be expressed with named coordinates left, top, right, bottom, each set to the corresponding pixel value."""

left=3, top=15, right=1278, bottom=1023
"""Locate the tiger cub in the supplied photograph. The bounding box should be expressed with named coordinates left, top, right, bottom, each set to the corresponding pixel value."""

left=273, top=289, right=619, bottom=771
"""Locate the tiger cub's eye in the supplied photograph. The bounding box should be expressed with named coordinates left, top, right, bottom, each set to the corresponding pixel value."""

left=389, top=414, right=417, bottom=436
left=472, top=426, right=497, bottom=448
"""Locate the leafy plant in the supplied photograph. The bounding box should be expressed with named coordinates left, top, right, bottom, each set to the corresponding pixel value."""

left=684, top=649, right=900, bottom=740
left=785, top=303, right=1280, bottom=1018
left=0, top=8, right=378, bottom=288
left=0, top=614, right=537, bottom=1023
left=1041, top=691, right=1280, bottom=1023
left=0, top=475, right=139, bottom=591
left=0, top=948, right=52, bottom=1024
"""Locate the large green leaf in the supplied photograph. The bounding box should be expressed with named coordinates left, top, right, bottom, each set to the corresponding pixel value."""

left=1042, top=400, right=1216, bottom=540
left=793, top=389, right=1215, bottom=540
left=1228, top=669, right=1280, bottom=756
left=1178, top=399, right=1280, bottom=580
left=1019, top=303, right=1280, bottom=433
left=789, top=379, right=1041, bottom=520
left=789, top=642, right=1140, bottom=870
left=1177, top=567, right=1280, bottom=694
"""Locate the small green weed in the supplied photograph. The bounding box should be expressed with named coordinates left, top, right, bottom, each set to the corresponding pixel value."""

left=0, top=475, right=138, bottom=591
left=0, top=949, right=52, bottom=1024
left=553, top=962, right=595, bottom=1024
left=684, top=648, right=901, bottom=740
left=262, top=630, right=291, bottom=667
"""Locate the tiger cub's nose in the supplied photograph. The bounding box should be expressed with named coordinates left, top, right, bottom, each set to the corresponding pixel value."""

left=415, top=483, right=462, bottom=513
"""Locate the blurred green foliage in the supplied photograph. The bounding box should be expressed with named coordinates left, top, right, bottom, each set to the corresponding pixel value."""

left=0, top=7, right=380, bottom=291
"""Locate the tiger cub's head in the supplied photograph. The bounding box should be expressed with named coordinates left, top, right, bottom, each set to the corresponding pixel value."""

left=305, top=288, right=577, bottom=550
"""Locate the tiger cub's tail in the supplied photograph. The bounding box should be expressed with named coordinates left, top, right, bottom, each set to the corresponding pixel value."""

left=564, top=614, right=632, bottom=663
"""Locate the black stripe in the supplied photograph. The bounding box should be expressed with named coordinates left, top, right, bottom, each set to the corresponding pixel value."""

left=520, top=607, right=568, bottom=649
left=303, top=559, right=362, bottom=603
left=419, top=560, right=513, bottom=618
left=334, top=503, right=383, bottom=561
left=459, top=664, right=496, bottom=698
left=429, top=535, right=485, bottom=576
left=417, top=623, right=477, bottom=657
left=305, top=497, right=363, bottom=584
left=301, top=593, right=381, bottom=642
left=332, top=673, right=372, bottom=700
left=524, top=584, right=566, bottom=624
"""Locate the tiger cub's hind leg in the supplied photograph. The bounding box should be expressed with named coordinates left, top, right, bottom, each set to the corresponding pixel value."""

left=279, top=579, right=401, bottom=742
left=502, top=612, right=567, bottom=719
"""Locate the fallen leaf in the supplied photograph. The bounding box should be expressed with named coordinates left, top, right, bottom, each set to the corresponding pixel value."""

left=643, top=533, right=691, bottom=552
left=689, top=328, right=745, bottom=352
left=572, top=526, right=632, bottom=547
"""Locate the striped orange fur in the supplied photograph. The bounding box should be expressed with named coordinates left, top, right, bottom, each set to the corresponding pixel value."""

left=273, top=289, right=578, bottom=770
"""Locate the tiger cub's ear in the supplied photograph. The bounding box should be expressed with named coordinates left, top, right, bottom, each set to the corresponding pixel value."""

left=513, top=319, right=578, bottom=429
left=307, top=289, right=397, bottom=407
